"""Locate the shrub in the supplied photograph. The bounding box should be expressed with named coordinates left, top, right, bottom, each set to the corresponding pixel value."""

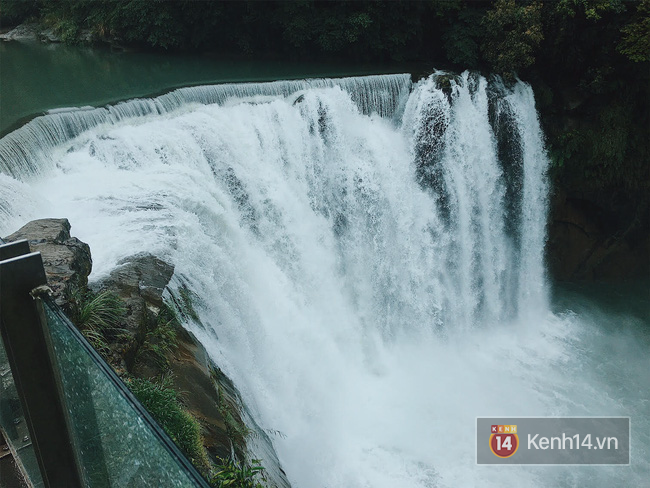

left=210, top=458, right=265, bottom=488
left=618, top=0, right=650, bottom=63
left=134, top=302, right=179, bottom=370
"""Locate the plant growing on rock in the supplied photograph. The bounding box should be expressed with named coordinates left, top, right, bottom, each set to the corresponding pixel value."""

left=133, top=302, right=180, bottom=371
left=68, top=289, right=126, bottom=357
left=126, top=375, right=212, bottom=475
left=210, top=458, right=266, bottom=488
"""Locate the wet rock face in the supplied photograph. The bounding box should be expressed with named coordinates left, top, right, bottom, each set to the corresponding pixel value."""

left=93, top=253, right=175, bottom=373
left=4, top=218, right=92, bottom=306
left=95, top=253, right=175, bottom=332
left=0, top=23, right=40, bottom=41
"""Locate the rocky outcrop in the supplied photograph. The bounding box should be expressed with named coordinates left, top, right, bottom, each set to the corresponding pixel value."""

left=94, top=253, right=174, bottom=333
left=90, top=253, right=174, bottom=373
left=4, top=218, right=289, bottom=486
left=0, top=23, right=40, bottom=41
left=0, top=23, right=92, bottom=43
left=170, top=326, right=248, bottom=461
left=169, top=324, right=289, bottom=487
left=0, top=23, right=61, bottom=43
left=96, top=255, right=289, bottom=486
left=4, top=218, right=92, bottom=307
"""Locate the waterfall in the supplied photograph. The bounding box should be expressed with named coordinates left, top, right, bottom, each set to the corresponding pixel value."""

left=0, top=74, right=411, bottom=178
left=1, top=72, right=645, bottom=487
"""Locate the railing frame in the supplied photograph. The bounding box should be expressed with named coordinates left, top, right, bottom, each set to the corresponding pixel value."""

left=0, top=244, right=84, bottom=487
left=0, top=240, right=211, bottom=488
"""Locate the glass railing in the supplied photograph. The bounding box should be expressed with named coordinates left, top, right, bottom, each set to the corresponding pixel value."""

left=0, top=243, right=210, bottom=488
left=42, top=300, right=208, bottom=488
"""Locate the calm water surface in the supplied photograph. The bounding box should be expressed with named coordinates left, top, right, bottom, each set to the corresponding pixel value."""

left=0, top=39, right=414, bottom=135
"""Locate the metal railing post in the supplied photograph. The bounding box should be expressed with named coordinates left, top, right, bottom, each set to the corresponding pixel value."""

left=0, top=248, right=84, bottom=487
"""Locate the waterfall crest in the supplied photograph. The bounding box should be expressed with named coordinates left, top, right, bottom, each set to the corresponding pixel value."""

left=0, top=73, right=412, bottom=178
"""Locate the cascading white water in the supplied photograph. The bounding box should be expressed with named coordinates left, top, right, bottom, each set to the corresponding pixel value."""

left=0, top=74, right=410, bottom=178
left=1, top=72, right=647, bottom=487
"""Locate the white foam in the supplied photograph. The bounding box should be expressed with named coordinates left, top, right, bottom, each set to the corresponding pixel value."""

left=1, top=73, right=646, bottom=487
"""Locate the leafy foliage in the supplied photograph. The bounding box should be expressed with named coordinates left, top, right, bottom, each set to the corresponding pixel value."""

left=210, top=458, right=265, bottom=488
left=618, top=0, right=650, bottom=62
left=216, top=384, right=252, bottom=447
left=555, top=0, right=625, bottom=21
left=482, top=0, right=544, bottom=78
left=134, top=302, right=179, bottom=370
left=531, top=0, right=649, bottom=195
left=442, top=8, right=485, bottom=67
left=127, top=375, right=269, bottom=487
left=0, top=0, right=40, bottom=27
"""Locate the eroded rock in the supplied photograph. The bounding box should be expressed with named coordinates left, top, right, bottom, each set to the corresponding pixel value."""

left=94, top=253, right=174, bottom=332
left=4, top=218, right=92, bottom=307
left=4, top=219, right=290, bottom=486
left=0, top=23, right=39, bottom=41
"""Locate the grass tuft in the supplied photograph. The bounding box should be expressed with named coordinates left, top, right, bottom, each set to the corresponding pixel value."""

left=126, top=375, right=211, bottom=474
left=134, top=302, right=179, bottom=370
left=68, top=289, right=126, bottom=358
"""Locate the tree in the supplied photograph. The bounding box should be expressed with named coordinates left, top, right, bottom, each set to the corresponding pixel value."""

left=618, top=0, right=650, bottom=63
left=482, top=0, right=544, bottom=78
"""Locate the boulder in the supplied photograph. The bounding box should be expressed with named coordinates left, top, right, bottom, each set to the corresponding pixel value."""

left=37, top=28, right=61, bottom=43
left=0, top=23, right=39, bottom=41
left=93, top=253, right=174, bottom=334
left=4, top=219, right=92, bottom=307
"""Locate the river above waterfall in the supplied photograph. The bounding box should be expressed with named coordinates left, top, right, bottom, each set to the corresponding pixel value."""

left=0, top=39, right=428, bottom=136
left=0, top=43, right=648, bottom=488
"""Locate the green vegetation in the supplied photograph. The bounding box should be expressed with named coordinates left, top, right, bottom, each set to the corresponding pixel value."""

left=128, top=372, right=268, bottom=486
left=531, top=0, right=648, bottom=196
left=618, top=0, right=650, bottom=62
left=2, top=0, right=646, bottom=71
left=133, top=302, right=179, bottom=371
left=481, top=0, right=543, bottom=79
left=216, top=383, right=252, bottom=449
left=126, top=375, right=212, bottom=474
left=65, top=286, right=267, bottom=486
left=210, top=459, right=266, bottom=488
left=67, top=289, right=125, bottom=357
left=176, top=285, right=202, bottom=324
left=126, top=316, right=268, bottom=487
